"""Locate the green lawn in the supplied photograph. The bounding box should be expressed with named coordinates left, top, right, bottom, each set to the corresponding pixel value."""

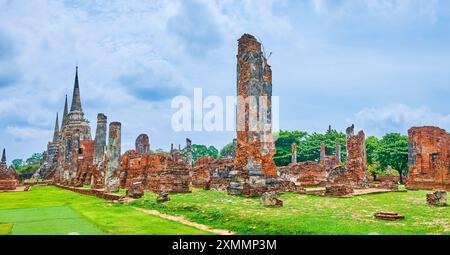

left=0, top=186, right=211, bottom=235
left=130, top=188, right=450, bottom=235
left=2, top=185, right=449, bottom=235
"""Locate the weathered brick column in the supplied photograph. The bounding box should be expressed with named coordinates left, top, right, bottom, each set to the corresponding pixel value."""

left=320, top=141, right=326, bottom=165
left=345, top=130, right=369, bottom=188
left=229, top=34, right=277, bottom=197
left=93, top=114, right=107, bottom=165
left=335, top=141, right=341, bottom=164
left=105, top=122, right=121, bottom=192
left=186, top=138, right=192, bottom=165
left=91, top=113, right=107, bottom=188
left=232, top=138, right=237, bottom=158
left=407, top=126, right=450, bottom=191
left=135, top=134, right=150, bottom=154
left=291, top=143, right=297, bottom=164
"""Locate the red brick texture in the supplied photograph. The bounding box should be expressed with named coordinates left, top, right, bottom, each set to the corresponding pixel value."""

left=407, top=126, right=450, bottom=191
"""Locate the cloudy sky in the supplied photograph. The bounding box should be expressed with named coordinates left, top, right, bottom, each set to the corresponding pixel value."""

left=1, top=0, right=449, bottom=162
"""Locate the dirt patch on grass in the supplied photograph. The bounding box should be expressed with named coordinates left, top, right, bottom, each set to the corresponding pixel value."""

left=135, top=208, right=235, bottom=235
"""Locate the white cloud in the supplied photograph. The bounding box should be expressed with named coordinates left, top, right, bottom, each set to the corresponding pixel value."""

left=6, top=126, right=52, bottom=141
left=349, top=103, right=450, bottom=137
left=310, top=0, right=438, bottom=21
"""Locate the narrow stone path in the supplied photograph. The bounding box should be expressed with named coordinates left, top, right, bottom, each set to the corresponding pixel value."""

left=134, top=207, right=235, bottom=235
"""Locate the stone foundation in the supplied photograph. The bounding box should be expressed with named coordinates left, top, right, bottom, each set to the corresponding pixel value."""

left=325, top=185, right=354, bottom=197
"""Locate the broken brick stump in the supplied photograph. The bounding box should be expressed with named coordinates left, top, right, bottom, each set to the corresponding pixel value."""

left=378, top=181, right=398, bottom=191
left=325, top=185, right=354, bottom=197
left=157, top=192, right=170, bottom=203
left=260, top=192, right=283, bottom=207
left=374, top=212, right=405, bottom=221
left=126, top=182, right=144, bottom=198
left=426, top=190, right=447, bottom=206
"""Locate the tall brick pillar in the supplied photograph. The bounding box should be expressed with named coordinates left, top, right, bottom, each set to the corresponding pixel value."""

left=320, top=141, right=326, bottom=165
left=335, top=141, right=341, bottom=164
left=186, top=138, right=192, bottom=165
left=346, top=130, right=369, bottom=188
left=105, top=122, right=121, bottom=193
left=232, top=138, right=237, bottom=158
left=93, top=114, right=107, bottom=165
left=291, top=143, right=297, bottom=164
left=229, top=34, right=277, bottom=197
left=91, top=113, right=107, bottom=188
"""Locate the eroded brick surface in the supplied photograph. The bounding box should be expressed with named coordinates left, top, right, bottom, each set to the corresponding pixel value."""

left=345, top=130, right=369, bottom=188
left=278, top=161, right=327, bottom=187
left=229, top=34, right=277, bottom=197
left=407, top=126, right=450, bottom=191
left=191, top=157, right=233, bottom=191
left=120, top=150, right=191, bottom=194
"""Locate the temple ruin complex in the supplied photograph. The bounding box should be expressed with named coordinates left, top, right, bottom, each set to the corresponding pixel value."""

left=30, top=34, right=446, bottom=199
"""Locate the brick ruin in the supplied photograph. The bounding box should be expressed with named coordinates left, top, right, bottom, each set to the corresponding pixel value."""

left=120, top=149, right=191, bottom=194
left=135, top=134, right=150, bottom=154
left=191, top=157, right=233, bottom=191
left=119, top=137, right=191, bottom=194
left=105, top=122, right=122, bottom=192
left=407, top=126, right=450, bottom=191
left=30, top=34, right=376, bottom=199
left=228, top=34, right=278, bottom=197
left=32, top=67, right=123, bottom=193
left=278, top=162, right=327, bottom=187
left=345, top=126, right=369, bottom=188
left=277, top=141, right=341, bottom=188
left=33, top=67, right=192, bottom=195
left=291, top=143, right=297, bottom=164
left=0, top=149, right=19, bottom=191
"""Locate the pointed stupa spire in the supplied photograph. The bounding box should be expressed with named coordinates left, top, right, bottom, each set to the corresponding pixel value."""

left=70, top=66, right=83, bottom=113
left=52, top=112, right=60, bottom=143
left=61, top=95, right=68, bottom=129
left=1, top=148, right=6, bottom=163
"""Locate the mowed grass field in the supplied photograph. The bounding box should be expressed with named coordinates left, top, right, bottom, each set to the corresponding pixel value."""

left=130, top=188, right=450, bottom=235
left=0, top=186, right=211, bottom=235
left=1, top=185, right=449, bottom=235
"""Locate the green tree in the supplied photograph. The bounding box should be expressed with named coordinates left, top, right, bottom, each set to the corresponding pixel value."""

left=365, top=136, right=380, bottom=166
left=298, top=130, right=347, bottom=163
left=182, top=144, right=220, bottom=163
left=273, top=131, right=307, bottom=166
left=368, top=162, right=384, bottom=181
left=376, top=133, right=409, bottom=183
left=273, top=130, right=347, bottom=167
left=12, top=159, right=24, bottom=169
left=26, top=153, right=43, bottom=165
left=220, top=142, right=234, bottom=158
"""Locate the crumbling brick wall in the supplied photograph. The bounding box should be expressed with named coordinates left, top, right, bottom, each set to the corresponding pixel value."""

left=191, top=157, right=214, bottom=189
left=74, top=140, right=94, bottom=186
left=120, top=151, right=191, bottom=194
left=346, top=130, right=369, bottom=188
left=191, top=157, right=233, bottom=191
left=407, top=126, right=450, bottom=191
left=120, top=150, right=147, bottom=188
left=278, top=161, right=327, bottom=187
left=145, top=153, right=191, bottom=193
